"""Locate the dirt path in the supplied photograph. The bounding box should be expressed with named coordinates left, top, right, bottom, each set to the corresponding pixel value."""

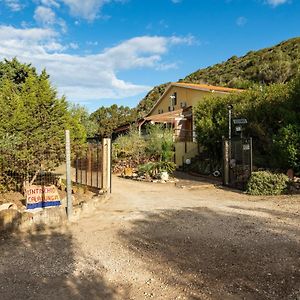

left=0, top=175, right=300, bottom=299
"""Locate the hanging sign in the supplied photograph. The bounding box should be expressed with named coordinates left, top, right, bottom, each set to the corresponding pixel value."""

left=26, top=185, right=61, bottom=210
left=233, top=118, right=248, bottom=125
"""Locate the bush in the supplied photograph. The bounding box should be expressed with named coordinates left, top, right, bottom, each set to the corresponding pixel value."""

left=138, top=161, right=176, bottom=178
left=0, top=173, right=18, bottom=193
left=272, top=124, right=300, bottom=172
left=145, top=124, right=174, bottom=162
left=113, top=128, right=146, bottom=161
left=193, top=78, right=300, bottom=169
left=246, top=171, right=289, bottom=195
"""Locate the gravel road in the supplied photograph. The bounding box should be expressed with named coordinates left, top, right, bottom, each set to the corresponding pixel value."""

left=0, top=174, right=299, bottom=300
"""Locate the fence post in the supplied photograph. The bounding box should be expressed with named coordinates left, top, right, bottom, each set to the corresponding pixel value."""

left=102, top=138, right=111, bottom=193
left=223, top=139, right=229, bottom=186
left=250, top=137, right=253, bottom=174
left=65, top=130, right=73, bottom=219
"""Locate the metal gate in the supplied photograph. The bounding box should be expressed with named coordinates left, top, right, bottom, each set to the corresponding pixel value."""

left=75, top=142, right=103, bottom=190
left=223, top=137, right=253, bottom=189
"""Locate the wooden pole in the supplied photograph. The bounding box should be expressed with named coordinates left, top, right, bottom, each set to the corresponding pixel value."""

left=65, top=130, right=72, bottom=219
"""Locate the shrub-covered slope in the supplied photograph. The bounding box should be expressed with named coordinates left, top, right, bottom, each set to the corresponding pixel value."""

left=183, top=37, right=300, bottom=88
left=137, top=37, right=300, bottom=116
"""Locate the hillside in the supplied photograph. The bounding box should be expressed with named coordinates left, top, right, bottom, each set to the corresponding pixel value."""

left=136, top=82, right=170, bottom=117
left=136, top=37, right=300, bottom=116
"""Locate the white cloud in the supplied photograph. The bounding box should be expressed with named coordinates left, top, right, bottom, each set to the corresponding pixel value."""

left=86, top=41, right=99, bottom=46
left=3, top=0, right=121, bottom=22
left=34, top=6, right=67, bottom=32
left=69, top=42, right=79, bottom=49
left=0, top=25, right=57, bottom=41
left=169, top=35, right=196, bottom=46
left=3, top=0, right=23, bottom=11
left=0, top=25, right=193, bottom=102
left=236, top=16, right=247, bottom=27
left=60, top=0, right=110, bottom=21
left=34, top=6, right=57, bottom=26
left=40, top=0, right=60, bottom=7
left=265, top=0, right=289, bottom=6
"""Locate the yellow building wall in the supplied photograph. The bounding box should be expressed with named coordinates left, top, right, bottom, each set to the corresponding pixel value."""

left=175, top=141, right=199, bottom=167
left=149, top=86, right=227, bottom=116
left=148, top=84, right=233, bottom=168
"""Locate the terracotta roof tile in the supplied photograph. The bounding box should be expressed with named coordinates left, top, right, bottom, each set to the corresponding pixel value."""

left=172, top=82, right=244, bottom=92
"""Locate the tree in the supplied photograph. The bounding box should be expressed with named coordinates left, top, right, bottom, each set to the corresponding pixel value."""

left=69, top=104, right=98, bottom=138
left=90, top=104, right=137, bottom=137
left=0, top=57, right=37, bottom=87
left=0, top=59, right=86, bottom=186
left=136, top=37, right=300, bottom=117
left=193, top=77, right=300, bottom=170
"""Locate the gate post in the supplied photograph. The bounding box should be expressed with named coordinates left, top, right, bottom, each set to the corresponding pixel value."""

left=223, top=139, right=229, bottom=186
left=102, top=138, right=112, bottom=193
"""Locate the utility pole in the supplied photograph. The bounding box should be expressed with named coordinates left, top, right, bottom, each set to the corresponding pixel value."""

left=65, top=130, right=72, bottom=220
left=227, top=105, right=233, bottom=186
left=228, top=104, right=233, bottom=140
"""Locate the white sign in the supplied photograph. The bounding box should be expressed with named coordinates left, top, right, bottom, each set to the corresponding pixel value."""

left=26, top=185, right=61, bottom=210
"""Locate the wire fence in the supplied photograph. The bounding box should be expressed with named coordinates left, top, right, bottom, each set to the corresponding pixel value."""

left=0, top=150, right=61, bottom=192
left=0, top=141, right=104, bottom=193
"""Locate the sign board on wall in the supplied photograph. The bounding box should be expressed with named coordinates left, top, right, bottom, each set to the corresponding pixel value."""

left=26, top=185, right=61, bottom=210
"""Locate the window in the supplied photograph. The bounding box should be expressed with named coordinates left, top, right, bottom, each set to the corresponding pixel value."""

left=173, top=92, right=177, bottom=106
left=170, top=92, right=177, bottom=106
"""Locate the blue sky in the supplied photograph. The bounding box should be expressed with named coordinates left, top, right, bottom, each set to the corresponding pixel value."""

left=0, top=0, right=299, bottom=112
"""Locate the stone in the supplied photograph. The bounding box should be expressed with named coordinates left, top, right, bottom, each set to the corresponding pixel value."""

left=160, top=171, right=169, bottom=181
left=0, top=209, right=22, bottom=231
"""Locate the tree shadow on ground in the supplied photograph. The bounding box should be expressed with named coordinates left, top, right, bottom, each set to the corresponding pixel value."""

left=119, top=207, right=300, bottom=299
left=0, top=225, right=128, bottom=300
left=227, top=205, right=300, bottom=221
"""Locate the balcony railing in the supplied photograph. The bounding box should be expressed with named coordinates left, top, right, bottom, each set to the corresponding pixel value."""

left=174, top=129, right=196, bottom=142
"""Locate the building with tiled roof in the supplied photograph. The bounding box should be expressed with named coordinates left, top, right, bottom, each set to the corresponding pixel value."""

left=146, top=82, right=243, bottom=166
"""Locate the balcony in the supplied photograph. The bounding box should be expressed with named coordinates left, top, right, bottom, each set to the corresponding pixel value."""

left=174, top=129, right=196, bottom=142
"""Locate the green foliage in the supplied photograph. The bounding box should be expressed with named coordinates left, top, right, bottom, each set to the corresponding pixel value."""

left=113, top=128, right=146, bottom=161
left=0, top=173, right=18, bottom=193
left=90, top=104, right=137, bottom=138
left=0, top=58, right=86, bottom=183
left=194, top=76, right=300, bottom=170
left=272, top=125, right=300, bottom=171
left=246, top=171, right=289, bottom=195
left=69, top=104, right=97, bottom=138
left=0, top=57, right=37, bottom=87
left=145, top=124, right=174, bottom=162
left=138, top=161, right=176, bottom=177
left=136, top=37, right=300, bottom=116
left=136, top=83, right=169, bottom=117
left=183, top=38, right=300, bottom=88
left=189, top=159, right=221, bottom=176
left=114, top=125, right=175, bottom=164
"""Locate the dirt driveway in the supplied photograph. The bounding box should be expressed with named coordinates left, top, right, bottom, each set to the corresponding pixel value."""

left=0, top=174, right=300, bottom=300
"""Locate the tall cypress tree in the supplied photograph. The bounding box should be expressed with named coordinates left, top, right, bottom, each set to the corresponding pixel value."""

left=0, top=59, right=86, bottom=185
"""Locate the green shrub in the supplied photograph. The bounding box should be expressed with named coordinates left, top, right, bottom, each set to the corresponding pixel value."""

left=272, top=124, right=300, bottom=172
left=193, top=77, right=300, bottom=168
left=113, top=128, right=146, bottom=161
left=246, top=171, right=289, bottom=195
left=138, top=161, right=176, bottom=178
left=145, top=124, right=174, bottom=162
left=0, top=173, right=18, bottom=193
